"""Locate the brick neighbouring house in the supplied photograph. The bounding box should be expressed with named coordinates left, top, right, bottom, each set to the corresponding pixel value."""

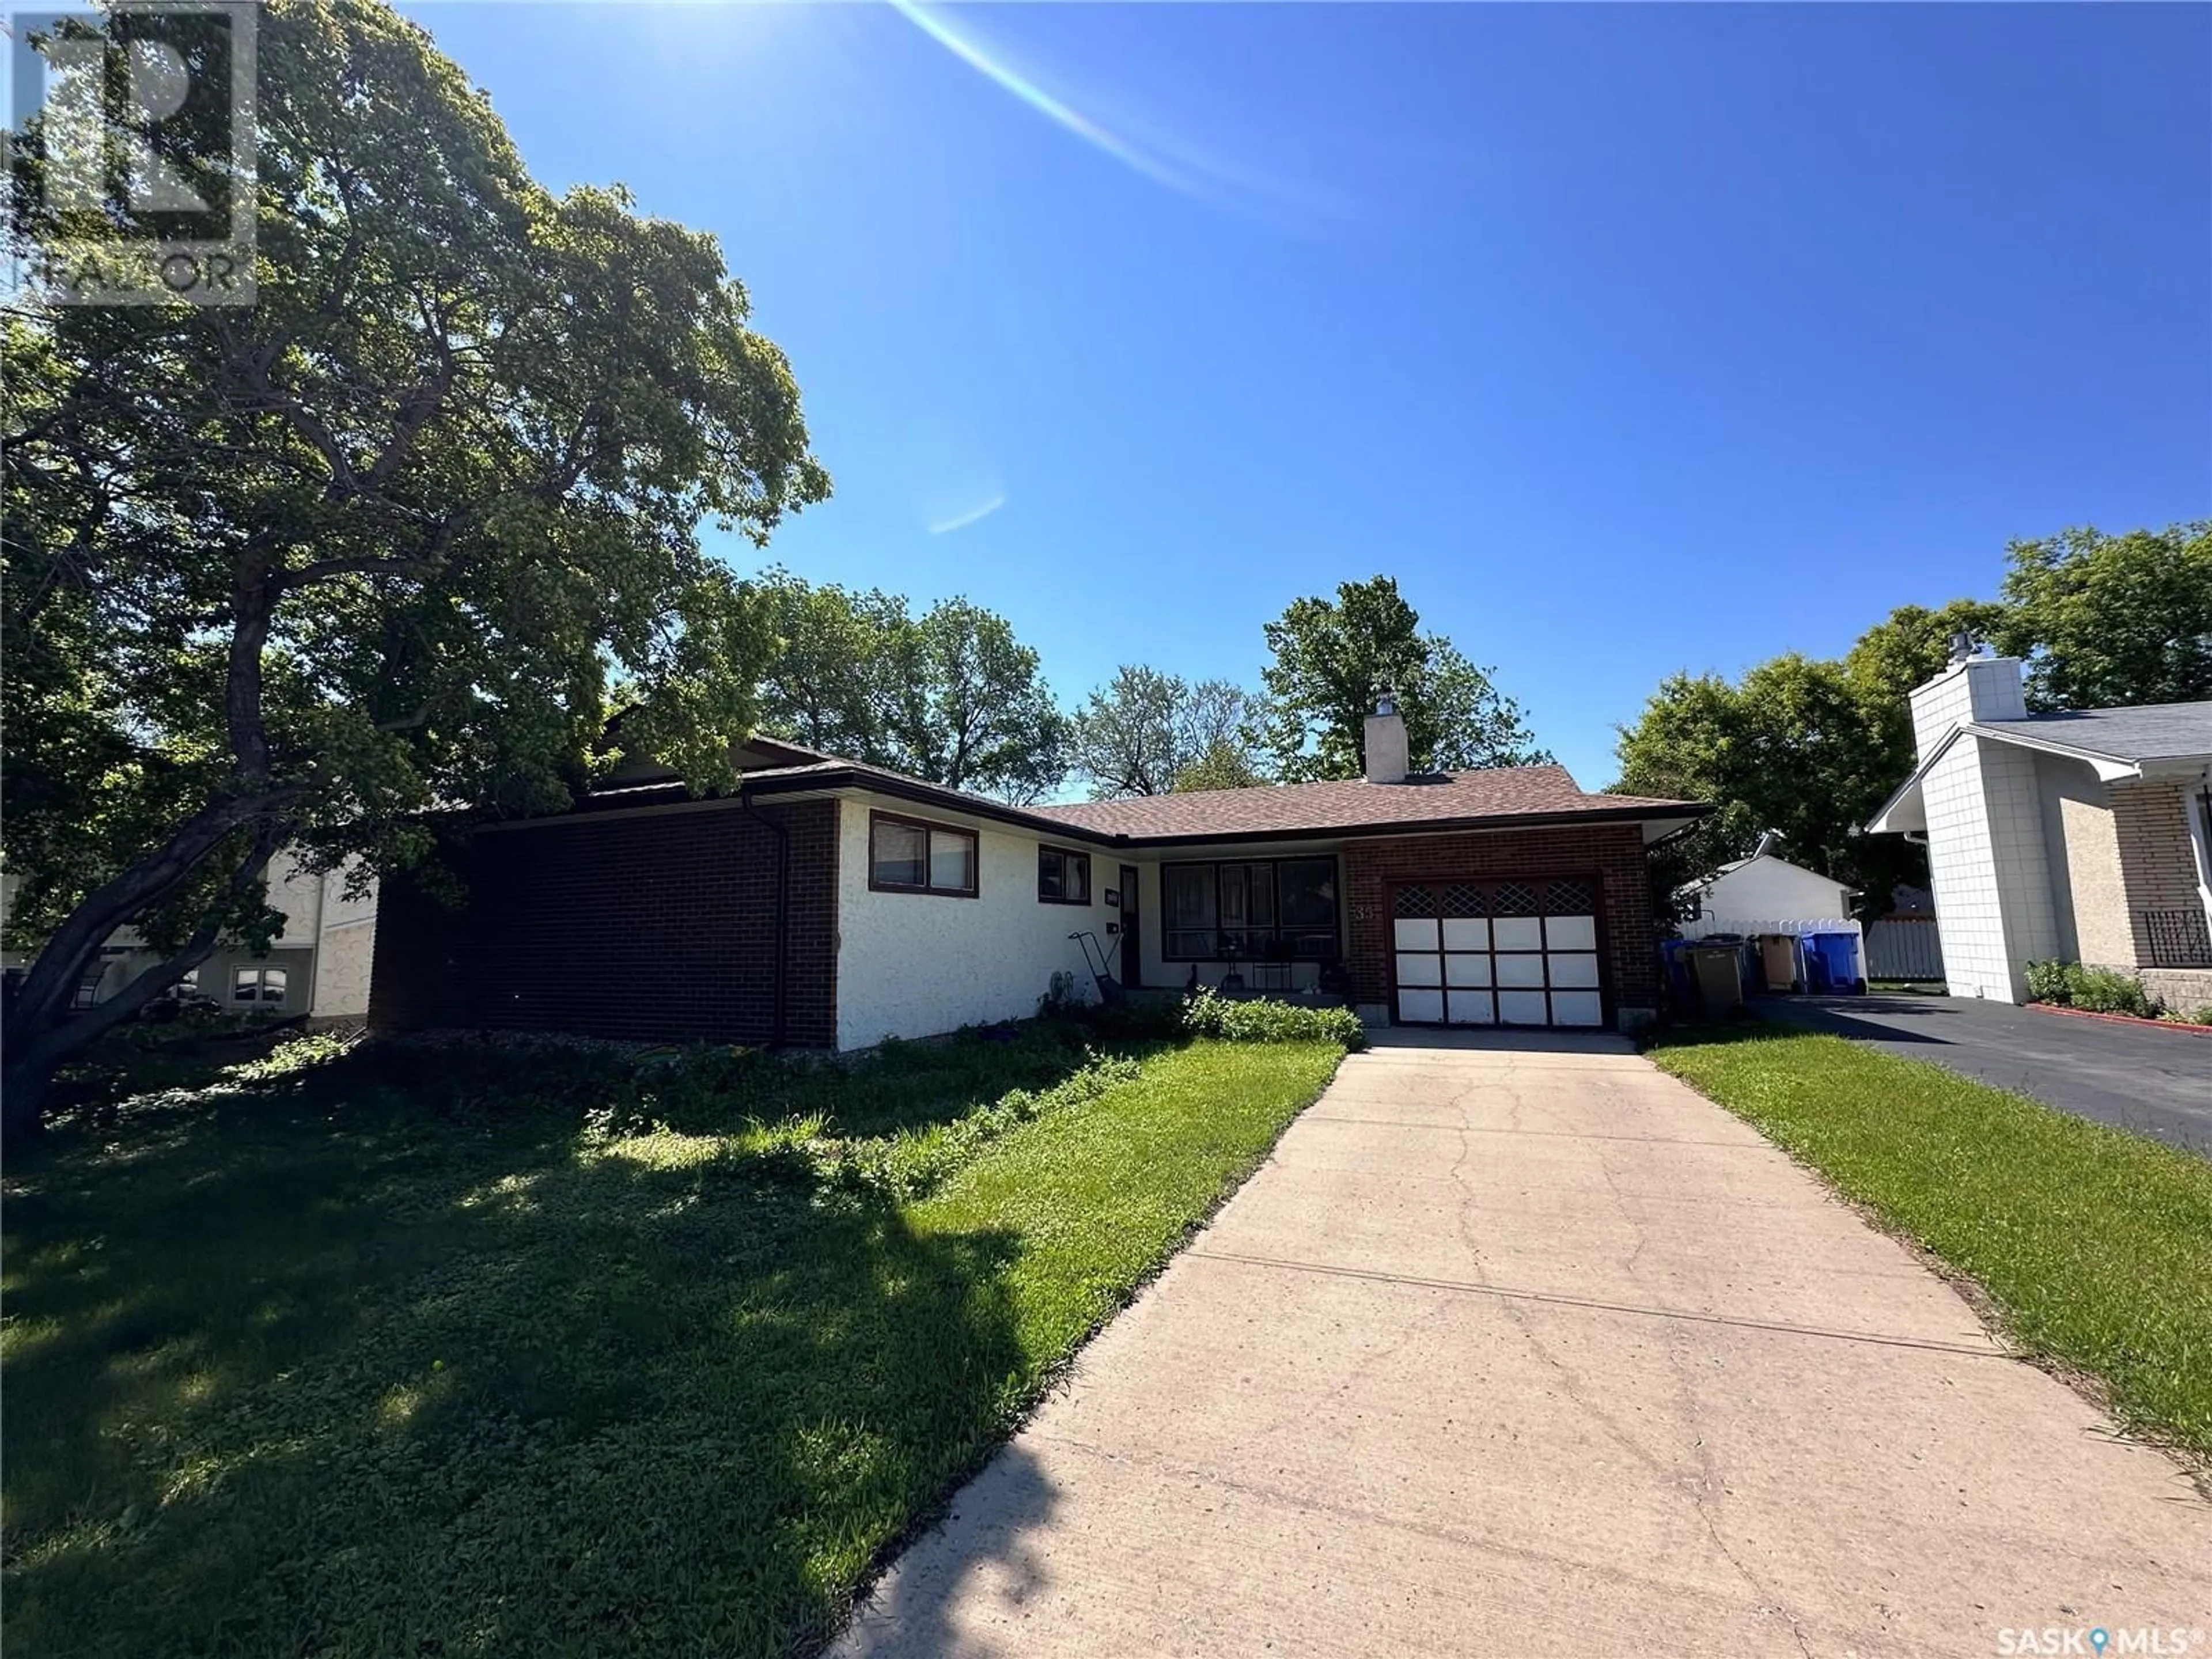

left=1868, top=652, right=2212, bottom=1010
left=368, top=704, right=1707, bottom=1048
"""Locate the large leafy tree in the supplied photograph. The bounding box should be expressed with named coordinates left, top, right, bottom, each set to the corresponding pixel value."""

left=752, top=573, right=1066, bottom=802
left=1257, top=576, right=1548, bottom=781
left=1068, top=667, right=1264, bottom=798
left=1990, top=523, right=2212, bottom=711
left=1069, top=666, right=1183, bottom=798
left=1612, top=656, right=1928, bottom=923
left=1, top=0, right=828, bottom=1129
left=886, top=598, right=1067, bottom=802
left=753, top=569, right=908, bottom=760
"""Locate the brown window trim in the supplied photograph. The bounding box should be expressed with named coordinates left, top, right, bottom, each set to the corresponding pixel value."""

left=1037, top=844, right=1094, bottom=906
left=868, top=809, right=980, bottom=899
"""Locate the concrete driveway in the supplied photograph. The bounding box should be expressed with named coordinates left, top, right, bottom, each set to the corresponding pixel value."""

left=838, top=1034, right=2210, bottom=1658
left=1753, top=993, right=2212, bottom=1153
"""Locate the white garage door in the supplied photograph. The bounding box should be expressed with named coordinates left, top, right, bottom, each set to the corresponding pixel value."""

left=1391, top=878, right=1604, bottom=1028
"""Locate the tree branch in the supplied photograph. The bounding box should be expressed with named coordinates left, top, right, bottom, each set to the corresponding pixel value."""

left=6, top=820, right=290, bottom=1074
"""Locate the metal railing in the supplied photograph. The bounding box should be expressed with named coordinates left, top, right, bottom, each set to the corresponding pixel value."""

left=2142, top=908, right=2212, bottom=969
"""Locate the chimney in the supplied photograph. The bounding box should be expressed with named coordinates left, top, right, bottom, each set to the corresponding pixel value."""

left=1908, top=653, right=2028, bottom=760
left=1363, top=694, right=1409, bottom=785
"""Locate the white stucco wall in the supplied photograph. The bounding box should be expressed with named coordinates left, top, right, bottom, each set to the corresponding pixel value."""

left=833, top=794, right=1116, bottom=1049
left=1689, top=857, right=1853, bottom=930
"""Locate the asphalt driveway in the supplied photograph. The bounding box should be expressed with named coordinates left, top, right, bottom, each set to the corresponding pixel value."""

left=1752, top=993, right=2211, bottom=1152
left=838, top=1034, right=2210, bottom=1657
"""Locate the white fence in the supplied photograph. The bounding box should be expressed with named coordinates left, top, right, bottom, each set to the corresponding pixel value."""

left=1677, top=915, right=1861, bottom=944
left=1865, top=915, right=1945, bottom=982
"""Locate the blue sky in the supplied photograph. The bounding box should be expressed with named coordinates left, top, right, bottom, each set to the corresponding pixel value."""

left=411, top=2, right=2210, bottom=789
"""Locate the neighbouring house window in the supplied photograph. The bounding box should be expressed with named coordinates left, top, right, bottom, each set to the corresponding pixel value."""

left=1039, top=846, right=1092, bottom=904
left=233, top=965, right=289, bottom=1005
left=1161, top=858, right=1339, bottom=961
left=71, top=961, right=108, bottom=1010
left=870, top=812, right=979, bottom=897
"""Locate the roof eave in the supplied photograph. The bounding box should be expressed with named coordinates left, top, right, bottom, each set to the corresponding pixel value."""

left=1962, top=722, right=2145, bottom=782
left=1078, top=800, right=1710, bottom=850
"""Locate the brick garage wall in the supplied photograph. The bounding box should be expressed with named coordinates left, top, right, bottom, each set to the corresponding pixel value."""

left=1342, top=823, right=1662, bottom=1017
left=368, top=799, right=837, bottom=1046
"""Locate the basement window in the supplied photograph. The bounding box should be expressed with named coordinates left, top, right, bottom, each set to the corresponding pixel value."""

left=233, top=966, right=289, bottom=1005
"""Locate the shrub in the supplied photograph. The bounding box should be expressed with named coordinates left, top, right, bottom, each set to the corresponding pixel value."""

left=1177, top=988, right=1368, bottom=1050
left=2024, top=960, right=2159, bottom=1018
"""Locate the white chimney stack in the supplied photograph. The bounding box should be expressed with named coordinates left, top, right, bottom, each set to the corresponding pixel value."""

left=1363, top=695, right=1409, bottom=785
left=1908, top=655, right=2027, bottom=761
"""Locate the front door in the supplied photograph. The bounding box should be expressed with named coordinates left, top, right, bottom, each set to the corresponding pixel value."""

left=1120, top=866, right=1142, bottom=987
left=1389, top=877, right=1605, bottom=1027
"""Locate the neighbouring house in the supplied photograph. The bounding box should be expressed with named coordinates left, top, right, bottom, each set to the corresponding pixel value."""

left=1, top=853, right=378, bottom=1024
left=1677, top=833, right=1859, bottom=942
left=368, top=700, right=1706, bottom=1046
left=1867, top=648, right=2212, bottom=1009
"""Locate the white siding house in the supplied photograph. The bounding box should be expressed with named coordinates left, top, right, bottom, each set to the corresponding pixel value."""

left=3, top=852, right=377, bottom=1023
left=1679, top=842, right=1857, bottom=941
left=1869, top=654, right=2212, bottom=1007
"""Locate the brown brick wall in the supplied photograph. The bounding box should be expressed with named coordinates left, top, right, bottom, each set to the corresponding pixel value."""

left=1342, top=824, right=1663, bottom=1018
left=2109, top=781, right=2206, bottom=969
left=368, top=798, right=838, bottom=1047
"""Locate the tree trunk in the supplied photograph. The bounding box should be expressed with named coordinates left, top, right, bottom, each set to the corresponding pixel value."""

left=1, top=823, right=286, bottom=1145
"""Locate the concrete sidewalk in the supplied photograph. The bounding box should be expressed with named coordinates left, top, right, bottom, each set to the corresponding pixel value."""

left=837, top=1033, right=2211, bottom=1658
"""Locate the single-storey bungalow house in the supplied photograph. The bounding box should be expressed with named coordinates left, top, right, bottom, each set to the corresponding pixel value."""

left=1867, top=648, right=2212, bottom=1009
left=368, top=700, right=1706, bottom=1046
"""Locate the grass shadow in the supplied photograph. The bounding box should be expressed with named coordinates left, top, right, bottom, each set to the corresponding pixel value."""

left=2, top=1028, right=1118, bottom=1657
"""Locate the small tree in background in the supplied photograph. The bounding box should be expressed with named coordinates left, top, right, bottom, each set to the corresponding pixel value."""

left=1069, top=668, right=1266, bottom=798
left=752, top=573, right=1067, bottom=802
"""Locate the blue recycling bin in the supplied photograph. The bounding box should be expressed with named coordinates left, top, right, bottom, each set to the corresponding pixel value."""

left=1807, top=932, right=1863, bottom=995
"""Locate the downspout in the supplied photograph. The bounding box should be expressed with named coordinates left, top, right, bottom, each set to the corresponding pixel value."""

left=737, top=785, right=790, bottom=1050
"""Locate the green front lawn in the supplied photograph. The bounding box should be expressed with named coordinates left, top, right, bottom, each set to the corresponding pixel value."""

left=1651, top=1025, right=2212, bottom=1463
left=3, top=1023, right=1346, bottom=1657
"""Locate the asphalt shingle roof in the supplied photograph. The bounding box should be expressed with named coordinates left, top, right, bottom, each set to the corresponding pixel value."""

left=1027, top=765, right=1696, bottom=842
left=1978, top=700, right=2212, bottom=765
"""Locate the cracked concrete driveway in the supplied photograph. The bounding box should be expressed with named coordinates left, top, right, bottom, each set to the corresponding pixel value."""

left=837, top=1032, right=2212, bottom=1658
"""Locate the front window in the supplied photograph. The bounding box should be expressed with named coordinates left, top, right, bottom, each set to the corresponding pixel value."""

left=233, top=966, right=289, bottom=1005
left=1162, top=858, right=1339, bottom=960
left=1039, top=846, right=1092, bottom=905
left=870, top=812, right=979, bottom=897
